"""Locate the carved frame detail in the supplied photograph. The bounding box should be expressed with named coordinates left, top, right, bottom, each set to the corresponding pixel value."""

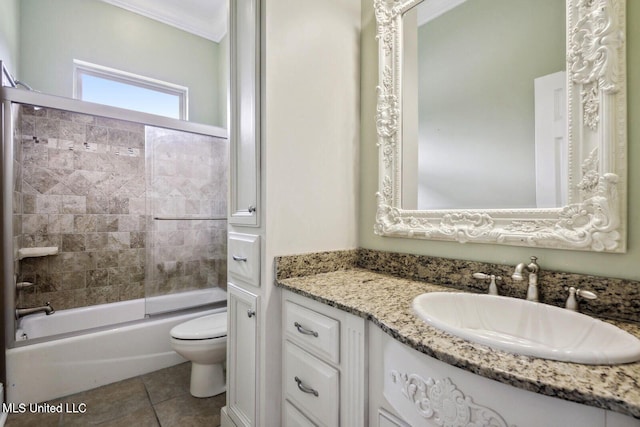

left=374, top=0, right=627, bottom=252
left=390, top=370, right=515, bottom=427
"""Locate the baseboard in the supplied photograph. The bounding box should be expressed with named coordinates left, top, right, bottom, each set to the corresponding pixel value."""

left=220, top=406, right=236, bottom=427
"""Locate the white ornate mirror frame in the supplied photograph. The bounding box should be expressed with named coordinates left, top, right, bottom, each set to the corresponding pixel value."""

left=374, top=0, right=627, bottom=252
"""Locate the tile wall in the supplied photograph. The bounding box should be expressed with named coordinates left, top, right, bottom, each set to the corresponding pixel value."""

left=145, top=127, right=227, bottom=299
left=14, top=105, right=227, bottom=311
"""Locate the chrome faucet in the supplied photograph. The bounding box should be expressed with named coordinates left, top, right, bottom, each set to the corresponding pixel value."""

left=512, top=256, right=540, bottom=302
left=16, top=302, right=55, bottom=319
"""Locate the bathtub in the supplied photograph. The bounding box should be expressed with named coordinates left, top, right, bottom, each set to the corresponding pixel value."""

left=6, top=288, right=227, bottom=404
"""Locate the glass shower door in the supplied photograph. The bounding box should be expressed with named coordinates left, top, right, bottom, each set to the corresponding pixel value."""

left=144, top=126, right=228, bottom=315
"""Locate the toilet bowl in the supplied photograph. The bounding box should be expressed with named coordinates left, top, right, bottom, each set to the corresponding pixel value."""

left=169, top=312, right=227, bottom=398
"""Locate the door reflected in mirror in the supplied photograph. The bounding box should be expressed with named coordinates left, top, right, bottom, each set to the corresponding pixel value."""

left=402, top=0, right=565, bottom=210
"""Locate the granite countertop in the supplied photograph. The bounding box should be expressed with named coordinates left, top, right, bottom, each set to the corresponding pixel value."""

left=275, top=267, right=640, bottom=420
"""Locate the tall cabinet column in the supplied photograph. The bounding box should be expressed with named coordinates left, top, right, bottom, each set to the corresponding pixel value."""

left=222, top=0, right=262, bottom=425
left=223, top=0, right=361, bottom=425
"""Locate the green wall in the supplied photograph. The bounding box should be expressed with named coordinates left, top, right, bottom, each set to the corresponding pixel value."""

left=0, top=0, right=20, bottom=77
left=360, top=0, right=640, bottom=281
left=19, top=0, right=225, bottom=127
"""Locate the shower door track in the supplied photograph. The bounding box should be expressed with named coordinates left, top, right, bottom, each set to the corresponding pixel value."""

left=153, top=216, right=227, bottom=221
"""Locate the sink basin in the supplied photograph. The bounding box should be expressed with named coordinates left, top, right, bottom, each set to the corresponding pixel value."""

left=412, top=292, right=640, bottom=365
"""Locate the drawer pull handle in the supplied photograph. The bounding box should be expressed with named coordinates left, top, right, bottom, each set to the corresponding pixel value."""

left=232, top=255, right=248, bottom=262
left=247, top=310, right=256, bottom=318
left=294, top=376, right=319, bottom=397
left=294, top=322, right=318, bottom=337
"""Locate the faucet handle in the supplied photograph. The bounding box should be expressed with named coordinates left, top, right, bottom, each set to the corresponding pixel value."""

left=576, top=289, right=597, bottom=300
left=473, top=272, right=502, bottom=281
left=564, top=286, right=597, bottom=311
left=16, top=281, right=35, bottom=290
left=16, top=275, right=37, bottom=291
left=473, top=273, right=502, bottom=295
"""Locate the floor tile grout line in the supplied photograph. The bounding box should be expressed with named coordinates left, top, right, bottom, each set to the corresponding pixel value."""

left=141, top=374, right=163, bottom=427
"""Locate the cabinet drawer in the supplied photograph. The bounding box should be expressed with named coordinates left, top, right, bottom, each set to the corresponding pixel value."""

left=284, top=341, right=338, bottom=427
left=228, top=232, right=260, bottom=286
left=284, top=400, right=317, bottom=427
left=284, top=301, right=340, bottom=364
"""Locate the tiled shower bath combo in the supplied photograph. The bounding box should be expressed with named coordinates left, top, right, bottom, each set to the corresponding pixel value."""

left=5, top=102, right=228, bottom=404
left=13, top=104, right=227, bottom=311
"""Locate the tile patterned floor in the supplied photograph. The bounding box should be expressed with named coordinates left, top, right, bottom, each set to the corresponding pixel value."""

left=5, top=363, right=225, bottom=426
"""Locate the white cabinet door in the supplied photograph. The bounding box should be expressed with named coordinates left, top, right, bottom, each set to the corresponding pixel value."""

left=227, top=283, right=259, bottom=427
left=229, top=0, right=260, bottom=226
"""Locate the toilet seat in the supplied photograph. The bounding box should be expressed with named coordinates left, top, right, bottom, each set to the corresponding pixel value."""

left=170, top=313, right=227, bottom=340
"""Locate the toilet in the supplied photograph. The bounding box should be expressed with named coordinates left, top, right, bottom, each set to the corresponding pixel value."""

left=169, top=312, right=227, bottom=398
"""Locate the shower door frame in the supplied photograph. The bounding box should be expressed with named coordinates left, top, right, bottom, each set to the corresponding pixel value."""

left=0, top=87, right=227, bottom=351
left=1, top=95, right=15, bottom=390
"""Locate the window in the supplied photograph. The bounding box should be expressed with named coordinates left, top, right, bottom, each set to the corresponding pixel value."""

left=73, top=60, right=188, bottom=120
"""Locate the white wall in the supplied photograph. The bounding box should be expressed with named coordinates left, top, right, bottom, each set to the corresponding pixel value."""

left=264, top=0, right=360, bottom=256
left=259, top=0, right=361, bottom=424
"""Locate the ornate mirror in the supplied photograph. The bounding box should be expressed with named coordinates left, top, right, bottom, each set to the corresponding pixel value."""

left=374, top=0, right=627, bottom=252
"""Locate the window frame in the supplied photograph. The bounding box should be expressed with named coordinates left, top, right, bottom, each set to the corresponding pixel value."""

left=72, top=59, right=189, bottom=120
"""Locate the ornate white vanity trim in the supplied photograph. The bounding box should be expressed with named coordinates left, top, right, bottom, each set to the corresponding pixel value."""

left=389, top=371, right=514, bottom=427
left=373, top=0, right=627, bottom=252
left=371, top=320, right=628, bottom=427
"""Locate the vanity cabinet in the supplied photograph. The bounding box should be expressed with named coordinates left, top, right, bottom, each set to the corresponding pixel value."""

left=368, top=324, right=640, bottom=427
left=226, top=283, right=259, bottom=427
left=281, top=290, right=367, bottom=426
